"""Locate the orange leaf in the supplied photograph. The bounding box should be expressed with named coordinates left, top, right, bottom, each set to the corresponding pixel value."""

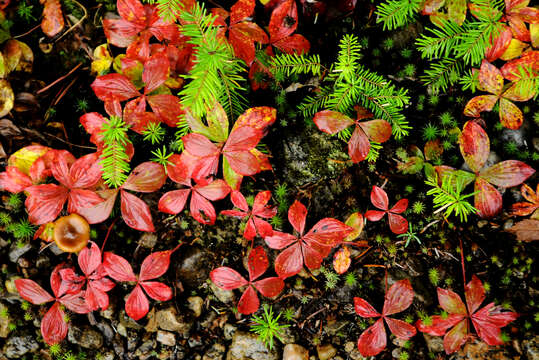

left=40, top=0, right=64, bottom=37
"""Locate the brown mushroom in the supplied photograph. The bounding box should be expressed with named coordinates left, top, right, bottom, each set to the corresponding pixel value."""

left=53, top=214, right=90, bottom=253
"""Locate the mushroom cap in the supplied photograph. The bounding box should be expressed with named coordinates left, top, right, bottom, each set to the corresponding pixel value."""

left=53, top=214, right=90, bottom=253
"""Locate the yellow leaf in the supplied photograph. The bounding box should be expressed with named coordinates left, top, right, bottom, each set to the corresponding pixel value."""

left=7, top=145, right=49, bottom=175
left=91, top=44, right=113, bottom=75
left=500, top=39, right=528, bottom=61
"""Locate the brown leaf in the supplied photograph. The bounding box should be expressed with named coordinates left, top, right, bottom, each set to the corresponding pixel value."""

left=40, top=0, right=64, bottom=37
left=506, top=219, right=539, bottom=242
left=0, top=79, right=14, bottom=117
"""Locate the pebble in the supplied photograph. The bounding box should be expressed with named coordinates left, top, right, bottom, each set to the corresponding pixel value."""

left=226, top=331, right=278, bottom=360
left=223, top=323, right=237, bottom=340
left=176, top=246, right=212, bottom=288
left=423, top=333, right=444, bottom=353
left=283, top=344, right=309, bottom=360
left=68, top=325, right=104, bottom=349
left=203, top=343, right=226, bottom=360
left=344, top=341, right=363, bottom=360
left=8, top=242, right=32, bottom=263
left=187, top=296, right=204, bottom=317
left=156, top=330, right=176, bottom=346
left=155, top=306, right=192, bottom=337
left=522, top=336, right=539, bottom=360
left=210, top=282, right=234, bottom=304
left=139, top=233, right=157, bottom=248
left=316, top=344, right=337, bottom=360
left=3, top=335, right=39, bottom=358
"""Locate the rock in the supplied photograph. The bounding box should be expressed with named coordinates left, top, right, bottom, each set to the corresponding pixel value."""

left=119, top=310, right=143, bottom=330
left=533, top=137, right=539, bottom=153
left=344, top=341, right=363, bottom=360
left=156, top=330, right=176, bottom=346
left=8, top=242, right=32, bottom=263
left=423, top=333, right=444, bottom=353
left=95, top=322, right=115, bottom=344
left=189, top=334, right=203, bottom=348
left=522, top=336, right=539, bottom=360
left=283, top=344, right=309, bottom=360
left=226, top=331, right=279, bottom=360
left=223, top=323, right=237, bottom=340
left=176, top=246, right=213, bottom=288
left=210, top=282, right=235, bottom=304
left=134, top=339, right=155, bottom=359
left=203, top=343, right=226, bottom=360
left=68, top=325, right=104, bottom=349
left=455, top=340, right=511, bottom=359
left=501, top=128, right=526, bottom=148
left=155, top=307, right=192, bottom=337
left=3, top=335, right=39, bottom=358
left=188, top=296, right=204, bottom=317
left=316, top=344, right=337, bottom=360
left=139, top=233, right=157, bottom=248
left=0, top=303, right=10, bottom=337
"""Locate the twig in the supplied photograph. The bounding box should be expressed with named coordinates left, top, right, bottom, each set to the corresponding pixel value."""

left=42, top=132, right=97, bottom=150
left=37, top=63, right=83, bottom=94
left=101, top=218, right=119, bottom=253
left=13, top=24, right=41, bottom=39
left=54, top=0, right=88, bottom=43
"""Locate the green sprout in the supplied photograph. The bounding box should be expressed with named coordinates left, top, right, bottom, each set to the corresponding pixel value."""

left=249, top=305, right=289, bottom=351
left=7, top=194, right=22, bottom=208
left=8, top=220, right=36, bottom=240
left=75, top=98, right=89, bottom=113
left=422, top=123, right=440, bottom=141
left=17, top=1, right=36, bottom=22
left=439, top=112, right=456, bottom=127
left=283, top=308, right=295, bottom=322
left=400, top=48, right=413, bottom=58
left=142, top=122, right=166, bottom=145
left=428, top=95, right=440, bottom=106
left=428, top=268, right=440, bottom=286
left=0, top=212, right=12, bottom=226
left=397, top=223, right=421, bottom=247
left=383, top=38, right=394, bottom=50
left=412, top=201, right=425, bottom=214
left=503, top=141, right=519, bottom=155
left=48, top=343, right=62, bottom=357
left=345, top=272, right=358, bottom=287
left=403, top=64, right=416, bottom=77
left=151, top=146, right=174, bottom=172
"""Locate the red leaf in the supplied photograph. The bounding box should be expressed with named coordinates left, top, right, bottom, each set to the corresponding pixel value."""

left=247, top=246, right=269, bottom=281
left=288, top=200, right=307, bottom=234
left=474, top=177, right=502, bottom=218
left=385, top=317, right=417, bottom=340
left=365, top=210, right=386, bottom=221
left=471, top=303, right=518, bottom=345
left=121, top=190, right=155, bottom=232
left=195, top=179, right=230, bottom=201
left=147, top=94, right=184, bottom=127
left=103, top=19, right=141, bottom=48
left=416, top=314, right=465, bottom=336
left=78, top=189, right=118, bottom=224
left=158, top=189, right=191, bottom=214
left=102, top=252, right=137, bottom=282
left=370, top=186, right=389, bottom=211
left=463, top=95, right=498, bottom=117
left=388, top=213, right=408, bottom=234
left=382, top=279, right=414, bottom=316
left=498, top=97, right=523, bottom=129
left=264, top=231, right=297, bottom=249
left=141, top=281, right=172, bottom=301
left=478, top=60, right=503, bottom=95
left=459, top=121, right=489, bottom=173
left=465, top=275, right=486, bottom=315
left=59, top=292, right=90, bottom=314
left=253, top=277, right=284, bottom=297
left=91, top=74, right=139, bottom=102
left=14, top=279, right=54, bottom=304
left=313, top=110, right=355, bottom=134
left=304, top=218, right=353, bottom=247
left=41, top=302, right=68, bottom=345
left=437, top=287, right=467, bottom=316
left=268, top=0, right=297, bottom=42
left=41, top=0, right=64, bottom=37
left=0, top=167, right=33, bottom=193
left=481, top=160, right=535, bottom=188
left=229, top=22, right=269, bottom=65
left=500, top=51, right=539, bottom=81
left=117, top=0, right=146, bottom=24
left=230, top=0, right=255, bottom=24
left=68, top=189, right=103, bottom=215
left=183, top=133, right=219, bottom=158
left=253, top=191, right=276, bottom=218
left=25, top=184, right=69, bottom=224
left=125, top=284, right=149, bottom=321
left=139, top=250, right=174, bottom=281
left=302, top=241, right=326, bottom=270
left=78, top=241, right=101, bottom=277
left=122, top=162, right=166, bottom=192
left=348, top=126, right=370, bottom=163
left=357, top=318, right=387, bottom=357
left=390, top=199, right=408, bottom=214
left=142, top=53, right=169, bottom=93
left=485, top=26, right=512, bottom=62
left=273, top=242, right=303, bottom=278
left=354, top=297, right=381, bottom=318
left=229, top=190, right=249, bottom=212
left=210, top=267, right=248, bottom=289
left=272, top=33, right=310, bottom=54
left=443, top=319, right=469, bottom=354
left=358, top=119, right=392, bottom=143
left=233, top=107, right=276, bottom=133
left=190, top=190, right=218, bottom=225
left=237, top=286, right=259, bottom=315
left=69, top=153, right=102, bottom=189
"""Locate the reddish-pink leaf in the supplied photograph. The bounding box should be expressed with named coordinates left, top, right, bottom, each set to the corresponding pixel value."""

left=125, top=284, right=149, bottom=321
left=67, top=189, right=103, bottom=215
left=78, top=241, right=101, bottom=277
left=348, top=126, right=370, bottom=163
left=365, top=210, right=386, bottom=221
left=370, top=186, right=389, bottom=211
left=230, top=0, right=255, bottom=24
left=253, top=277, right=284, bottom=297
left=358, top=119, right=392, bottom=143
left=229, top=190, right=249, bottom=212
left=190, top=190, right=218, bottom=225
left=69, top=153, right=102, bottom=189
left=41, top=302, right=68, bottom=345
left=183, top=133, right=219, bottom=157
left=247, top=246, right=269, bottom=282
left=478, top=60, right=504, bottom=95
left=14, top=279, right=54, bottom=304
left=385, top=317, right=416, bottom=340
left=272, top=34, right=310, bottom=54
left=288, top=200, right=308, bottom=235
left=233, top=107, right=276, bottom=133
left=158, top=189, right=191, bottom=214
left=333, top=246, right=351, bottom=274
left=486, top=26, right=512, bottom=62
left=416, top=314, right=465, bottom=336
left=251, top=218, right=274, bottom=239
left=253, top=191, right=276, bottom=217
left=498, top=97, right=523, bottom=129
left=224, top=126, right=263, bottom=153
left=91, top=74, right=139, bottom=102
left=103, top=19, right=141, bottom=47
left=480, top=160, right=535, bottom=188
left=313, top=110, right=354, bottom=134
left=388, top=213, right=408, bottom=234
left=302, top=241, right=327, bottom=270
left=41, top=0, right=64, bottom=37
left=195, top=179, right=230, bottom=201
left=102, top=252, right=137, bottom=282
left=25, top=184, right=68, bottom=224
left=357, top=318, right=387, bottom=357
left=141, top=281, right=172, bottom=301
left=59, top=293, right=90, bottom=314
left=304, top=218, right=353, bottom=247
left=224, top=151, right=260, bottom=176
left=459, top=121, right=489, bottom=173
left=465, top=275, right=485, bottom=315
left=268, top=0, right=297, bottom=42
left=117, top=0, right=146, bottom=23
left=229, top=22, right=269, bottom=65
left=121, top=190, right=155, bottom=232
left=475, top=177, right=503, bottom=218
left=122, top=162, right=166, bottom=193
left=273, top=242, right=303, bottom=278
left=0, top=167, right=33, bottom=193
left=78, top=189, right=118, bottom=224
left=139, top=250, right=174, bottom=281
left=210, top=267, right=248, bottom=290
left=463, top=95, right=498, bottom=117
left=264, top=231, right=297, bottom=249
left=390, top=199, right=408, bottom=214
left=142, top=53, right=169, bottom=93
left=354, top=297, right=381, bottom=318
left=471, top=303, right=518, bottom=345
left=147, top=94, right=184, bottom=128
left=382, top=279, right=414, bottom=316
left=437, top=287, right=467, bottom=316
left=443, top=319, right=468, bottom=354
left=237, top=286, right=260, bottom=315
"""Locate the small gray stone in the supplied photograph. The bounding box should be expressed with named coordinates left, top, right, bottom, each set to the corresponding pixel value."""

left=134, top=339, right=155, bottom=359
left=3, top=336, right=39, bottom=358
left=210, top=283, right=234, bottom=304
left=226, top=331, right=278, bottom=360
left=316, top=344, right=337, bottom=360
left=8, top=242, right=32, bottom=263
left=156, top=330, right=176, bottom=346
left=68, top=325, right=104, bottom=349
left=156, top=307, right=192, bottom=337
left=119, top=310, right=143, bottom=330
left=344, top=341, right=363, bottom=360
left=176, top=246, right=213, bottom=288
left=223, top=324, right=237, bottom=340
left=203, top=343, right=226, bottom=360
left=139, top=233, right=158, bottom=248
left=522, top=336, right=539, bottom=360
left=283, top=344, right=308, bottom=360
left=188, top=296, right=204, bottom=317
left=423, top=333, right=444, bottom=353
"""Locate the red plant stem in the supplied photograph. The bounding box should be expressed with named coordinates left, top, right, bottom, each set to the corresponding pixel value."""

left=385, top=266, right=388, bottom=293
left=458, top=237, right=467, bottom=286
left=101, top=218, right=118, bottom=253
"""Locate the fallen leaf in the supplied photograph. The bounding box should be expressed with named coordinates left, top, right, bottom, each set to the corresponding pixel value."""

left=506, top=219, right=539, bottom=241
left=40, top=0, right=64, bottom=37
